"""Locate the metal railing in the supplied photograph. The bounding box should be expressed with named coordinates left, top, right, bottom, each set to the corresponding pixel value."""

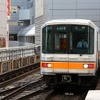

left=0, top=46, right=35, bottom=62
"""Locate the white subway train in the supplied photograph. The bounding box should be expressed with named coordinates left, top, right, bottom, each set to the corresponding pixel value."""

left=40, top=19, right=100, bottom=86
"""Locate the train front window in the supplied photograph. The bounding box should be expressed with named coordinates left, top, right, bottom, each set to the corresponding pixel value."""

left=69, top=25, right=94, bottom=54
left=42, top=25, right=68, bottom=53
left=54, top=25, right=68, bottom=53
left=42, top=25, right=94, bottom=54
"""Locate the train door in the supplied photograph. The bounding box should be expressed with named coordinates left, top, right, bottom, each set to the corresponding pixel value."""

left=53, top=25, right=69, bottom=73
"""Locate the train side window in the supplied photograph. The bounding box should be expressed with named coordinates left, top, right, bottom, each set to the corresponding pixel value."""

left=42, top=26, right=53, bottom=53
left=89, top=27, right=94, bottom=53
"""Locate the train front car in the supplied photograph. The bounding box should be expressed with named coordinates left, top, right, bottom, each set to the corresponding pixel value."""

left=40, top=19, right=99, bottom=87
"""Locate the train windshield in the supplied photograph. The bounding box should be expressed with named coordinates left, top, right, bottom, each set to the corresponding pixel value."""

left=42, top=25, right=94, bottom=54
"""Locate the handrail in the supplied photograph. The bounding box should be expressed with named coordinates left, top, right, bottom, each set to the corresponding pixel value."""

left=0, top=46, right=36, bottom=62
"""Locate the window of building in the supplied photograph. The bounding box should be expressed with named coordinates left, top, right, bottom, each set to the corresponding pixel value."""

left=18, top=22, right=24, bottom=26
left=9, top=34, right=17, bottom=41
left=10, top=6, right=20, bottom=13
left=9, top=21, right=18, bottom=26
left=9, top=21, right=24, bottom=26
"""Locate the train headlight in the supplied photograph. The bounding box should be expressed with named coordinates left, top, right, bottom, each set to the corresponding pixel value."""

left=83, top=64, right=94, bottom=69
left=83, top=64, right=88, bottom=69
left=47, top=64, right=52, bottom=67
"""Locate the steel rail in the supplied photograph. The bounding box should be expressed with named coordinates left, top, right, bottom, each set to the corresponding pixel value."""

left=1, top=78, right=43, bottom=100
left=0, top=62, right=40, bottom=87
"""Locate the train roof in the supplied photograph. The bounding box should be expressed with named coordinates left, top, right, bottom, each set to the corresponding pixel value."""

left=42, top=19, right=97, bottom=29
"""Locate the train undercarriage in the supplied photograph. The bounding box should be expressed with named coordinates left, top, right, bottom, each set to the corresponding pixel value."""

left=43, top=74, right=98, bottom=89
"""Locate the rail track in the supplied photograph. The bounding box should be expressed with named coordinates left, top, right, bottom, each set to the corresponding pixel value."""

left=0, top=62, right=39, bottom=87
left=0, top=78, right=42, bottom=100
left=0, top=61, right=52, bottom=100
left=0, top=77, right=51, bottom=100
left=44, top=86, right=88, bottom=100
left=0, top=62, right=99, bottom=100
left=43, top=75, right=100, bottom=100
left=0, top=69, right=41, bottom=94
left=0, top=62, right=42, bottom=99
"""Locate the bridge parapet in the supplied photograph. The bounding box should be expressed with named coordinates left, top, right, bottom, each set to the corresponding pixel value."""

left=0, top=46, right=35, bottom=62
left=0, top=46, right=40, bottom=74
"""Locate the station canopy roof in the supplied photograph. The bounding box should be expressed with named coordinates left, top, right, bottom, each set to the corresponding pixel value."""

left=18, top=24, right=35, bottom=36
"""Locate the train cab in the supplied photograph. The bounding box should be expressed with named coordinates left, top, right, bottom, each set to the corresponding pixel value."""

left=40, top=19, right=100, bottom=86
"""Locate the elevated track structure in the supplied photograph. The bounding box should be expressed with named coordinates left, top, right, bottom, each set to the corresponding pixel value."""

left=0, top=45, right=40, bottom=82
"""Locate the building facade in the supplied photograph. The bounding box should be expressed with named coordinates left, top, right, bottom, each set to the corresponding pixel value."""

left=9, top=0, right=35, bottom=41
left=35, top=0, right=100, bottom=45
left=0, top=0, right=8, bottom=48
left=17, top=24, right=35, bottom=44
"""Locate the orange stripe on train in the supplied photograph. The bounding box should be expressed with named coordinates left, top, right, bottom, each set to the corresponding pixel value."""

left=40, top=62, right=96, bottom=70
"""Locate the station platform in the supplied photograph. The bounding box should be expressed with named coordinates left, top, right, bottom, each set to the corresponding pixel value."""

left=85, top=90, right=100, bottom=100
